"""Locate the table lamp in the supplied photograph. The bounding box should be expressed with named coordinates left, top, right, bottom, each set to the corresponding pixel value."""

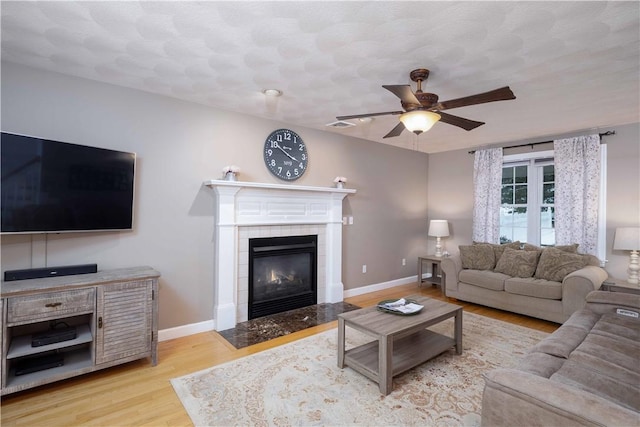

left=428, top=220, right=450, bottom=257
left=613, top=227, right=640, bottom=285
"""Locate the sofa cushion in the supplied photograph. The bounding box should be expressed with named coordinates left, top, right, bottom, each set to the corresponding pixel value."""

left=537, top=311, right=640, bottom=411
left=529, top=325, right=591, bottom=359
left=561, top=309, right=601, bottom=333
left=459, top=269, right=509, bottom=291
left=574, top=333, right=640, bottom=381
left=459, top=244, right=495, bottom=270
left=495, top=248, right=540, bottom=278
left=551, top=359, right=640, bottom=411
left=505, top=277, right=562, bottom=300
left=590, top=312, right=640, bottom=344
left=474, top=241, right=521, bottom=265
left=516, top=352, right=565, bottom=378
left=534, top=247, right=588, bottom=282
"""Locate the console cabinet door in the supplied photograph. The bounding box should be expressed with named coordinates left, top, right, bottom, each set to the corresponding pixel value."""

left=95, top=280, right=153, bottom=365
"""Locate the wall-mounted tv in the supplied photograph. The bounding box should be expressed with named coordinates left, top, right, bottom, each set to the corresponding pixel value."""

left=1, top=132, right=136, bottom=234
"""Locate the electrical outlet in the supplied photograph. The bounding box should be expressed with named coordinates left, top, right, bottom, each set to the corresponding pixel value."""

left=402, top=258, right=406, bottom=266
left=362, top=264, right=367, bottom=273
left=342, top=217, right=347, bottom=225
left=348, top=216, right=354, bottom=225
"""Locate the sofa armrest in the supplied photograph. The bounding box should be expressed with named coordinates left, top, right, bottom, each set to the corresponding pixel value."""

left=440, top=254, right=462, bottom=294
left=561, top=265, right=608, bottom=319
left=482, top=369, right=640, bottom=427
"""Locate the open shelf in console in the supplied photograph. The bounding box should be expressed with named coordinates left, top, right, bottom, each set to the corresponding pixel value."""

left=6, top=345, right=94, bottom=390
left=7, top=324, right=93, bottom=359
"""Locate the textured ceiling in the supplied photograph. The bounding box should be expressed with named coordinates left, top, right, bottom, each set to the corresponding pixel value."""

left=1, top=1, right=638, bottom=153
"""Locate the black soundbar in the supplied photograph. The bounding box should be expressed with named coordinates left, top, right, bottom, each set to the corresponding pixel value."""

left=4, top=264, right=97, bottom=281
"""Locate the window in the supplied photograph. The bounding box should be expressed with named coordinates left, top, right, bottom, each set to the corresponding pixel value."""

left=500, top=151, right=555, bottom=246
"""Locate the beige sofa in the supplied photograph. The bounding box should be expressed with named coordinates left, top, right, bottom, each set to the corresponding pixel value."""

left=481, top=291, right=640, bottom=427
left=441, top=243, right=608, bottom=323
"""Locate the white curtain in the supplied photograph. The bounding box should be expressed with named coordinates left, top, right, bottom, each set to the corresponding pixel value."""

left=554, top=134, right=600, bottom=255
left=472, top=148, right=503, bottom=243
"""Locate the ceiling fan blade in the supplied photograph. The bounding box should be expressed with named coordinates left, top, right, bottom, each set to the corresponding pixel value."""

left=383, top=122, right=406, bottom=138
left=382, top=85, right=421, bottom=105
left=436, top=86, right=515, bottom=111
left=336, top=111, right=403, bottom=121
left=437, top=112, right=485, bottom=131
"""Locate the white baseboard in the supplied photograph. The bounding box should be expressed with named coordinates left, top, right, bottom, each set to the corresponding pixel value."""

left=343, top=275, right=418, bottom=298
left=158, top=319, right=215, bottom=342
left=159, top=275, right=419, bottom=341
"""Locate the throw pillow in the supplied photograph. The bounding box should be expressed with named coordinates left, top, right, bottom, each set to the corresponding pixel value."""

left=494, top=247, right=541, bottom=278
left=534, top=247, right=588, bottom=282
left=554, top=244, right=579, bottom=253
left=492, top=241, right=522, bottom=264
left=473, top=241, right=521, bottom=267
left=459, top=245, right=495, bottom=270
left=522, top=243, right=542, bottom=252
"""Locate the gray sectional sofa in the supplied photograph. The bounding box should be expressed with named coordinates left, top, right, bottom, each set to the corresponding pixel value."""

left=441, top=242, right=608, bottom=323
left=481, top=290, right=640, bottom=427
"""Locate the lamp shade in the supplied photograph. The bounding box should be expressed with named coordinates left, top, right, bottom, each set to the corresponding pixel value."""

left=613, top=227, right=640, bottom=250
left=428, top=220, right=450, bottom=237
left=399, top=110, right=441, bottom=134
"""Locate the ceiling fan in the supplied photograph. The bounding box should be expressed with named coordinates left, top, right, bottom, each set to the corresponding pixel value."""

left=336, top=68, right=516, bottom=138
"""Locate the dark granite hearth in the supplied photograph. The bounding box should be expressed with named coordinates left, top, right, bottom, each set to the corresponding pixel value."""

left=218, top=302, right=360, bottom=349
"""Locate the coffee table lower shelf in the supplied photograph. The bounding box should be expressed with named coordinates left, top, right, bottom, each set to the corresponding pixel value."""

left=344, top=329, right=455, bottom=384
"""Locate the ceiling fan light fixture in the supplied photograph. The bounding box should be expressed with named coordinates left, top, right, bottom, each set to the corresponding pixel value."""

left=399, top=110, right=441, bottom=134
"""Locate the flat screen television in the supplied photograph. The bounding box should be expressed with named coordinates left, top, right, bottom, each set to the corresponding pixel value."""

left=1, top=132, right=136, bottom=234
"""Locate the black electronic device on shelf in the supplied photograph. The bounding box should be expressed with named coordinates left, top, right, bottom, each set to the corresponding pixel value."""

left=31, top=326, right=77, bottom=347
left=14, top=352, right=64, bottom=376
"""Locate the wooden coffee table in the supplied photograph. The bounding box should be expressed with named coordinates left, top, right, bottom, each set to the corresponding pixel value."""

left=337, top=295, right=462, bottom=395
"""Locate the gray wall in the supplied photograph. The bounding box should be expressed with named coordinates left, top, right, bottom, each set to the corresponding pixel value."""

left=427, top=122, right=640, bottom=281
left=0, top=62, right=430, bottom=330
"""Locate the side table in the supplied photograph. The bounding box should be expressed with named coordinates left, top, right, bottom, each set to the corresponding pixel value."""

left=601, top=277, right=640, bottom=295
left=418, top=255, right=445, bottom=294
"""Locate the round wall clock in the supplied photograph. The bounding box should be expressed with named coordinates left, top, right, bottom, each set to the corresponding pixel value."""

left=263, top=129, right=308, bottom=181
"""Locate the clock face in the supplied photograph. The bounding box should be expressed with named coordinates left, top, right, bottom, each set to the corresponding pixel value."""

left=263, top=129, right=308, bottom=181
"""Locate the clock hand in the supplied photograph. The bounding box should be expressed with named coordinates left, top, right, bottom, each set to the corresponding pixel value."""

left=274, top=142, right=298, bottom=161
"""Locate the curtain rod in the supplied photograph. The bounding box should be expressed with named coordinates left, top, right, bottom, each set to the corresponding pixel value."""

left=468, top=130, right=616, bottom=154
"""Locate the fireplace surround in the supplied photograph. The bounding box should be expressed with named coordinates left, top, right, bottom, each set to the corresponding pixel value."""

left=205, top=180, right=355, bottom=330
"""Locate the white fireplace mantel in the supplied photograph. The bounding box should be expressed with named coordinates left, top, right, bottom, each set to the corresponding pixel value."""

left=204, top=179, right=356, bottom=330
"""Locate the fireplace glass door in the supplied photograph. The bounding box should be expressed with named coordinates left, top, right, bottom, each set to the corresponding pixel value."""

left=249, top=235, right=317, bottom=319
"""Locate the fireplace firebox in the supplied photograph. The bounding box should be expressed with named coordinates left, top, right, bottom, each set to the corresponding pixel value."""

left=248, top=235, right=317, bottom=319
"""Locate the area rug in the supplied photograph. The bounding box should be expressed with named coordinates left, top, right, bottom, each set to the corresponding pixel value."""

left=171, top=312, right=549, bottom=427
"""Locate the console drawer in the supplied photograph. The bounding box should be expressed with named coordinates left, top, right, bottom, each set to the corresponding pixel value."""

left=7, top=288, right=95, bottom=325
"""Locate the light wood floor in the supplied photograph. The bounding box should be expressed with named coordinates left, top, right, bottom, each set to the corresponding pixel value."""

left=1, top=283, right=558, bottom=426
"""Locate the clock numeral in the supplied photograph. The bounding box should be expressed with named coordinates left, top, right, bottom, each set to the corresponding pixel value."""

left=271, top=159, right=276, bottom=167
left=267, top=149, right=272, bottom=156
left=299, top=144, right=304, bottom=151
left=278, top=167, right=282, bottom=174
left=294, top=168, right=299, bottom=176
left=286, top=170, right=292, bottom=178
left=301, top=153, right=306, bottom=160
left=299, top=162, right=304, bottom=169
